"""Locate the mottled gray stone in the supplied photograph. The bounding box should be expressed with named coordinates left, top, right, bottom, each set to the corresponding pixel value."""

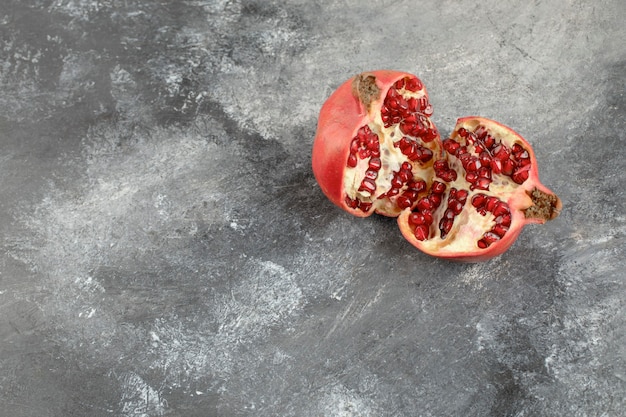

left=1, top=1, right=625, bottom=416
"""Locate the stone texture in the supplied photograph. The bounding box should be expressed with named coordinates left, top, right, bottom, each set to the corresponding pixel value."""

left=1, top=1, right=625, bottom=416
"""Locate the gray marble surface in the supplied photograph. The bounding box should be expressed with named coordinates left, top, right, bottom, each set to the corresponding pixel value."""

left=1, top=1, right=625, bottom=416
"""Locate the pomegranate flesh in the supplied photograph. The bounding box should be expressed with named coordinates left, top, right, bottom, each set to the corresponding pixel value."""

left=312, top=71, right=561, bottom=262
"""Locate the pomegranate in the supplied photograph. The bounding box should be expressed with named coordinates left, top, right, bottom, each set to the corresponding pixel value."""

left=398, top=117, right=561, bottom=262
left=312, top=71, right=561, bottom=262
left=311, top=70, right=442, bottom=217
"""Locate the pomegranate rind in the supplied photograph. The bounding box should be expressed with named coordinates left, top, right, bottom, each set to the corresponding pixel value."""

left=397, top=116, right=561, bottom=262
left=312, top=70, right=429, bottom=217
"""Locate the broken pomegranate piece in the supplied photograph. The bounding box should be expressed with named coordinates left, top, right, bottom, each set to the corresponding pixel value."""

left=312, top=71, right=561, bottom=262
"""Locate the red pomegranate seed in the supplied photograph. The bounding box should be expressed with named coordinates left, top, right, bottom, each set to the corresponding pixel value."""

left=501, top=158, right=516, bottom=176
left=443, top=138, right=460, bottom=154
left=347, top=153, right=358, bottom=168
left=492, top=224, right=509, bottom=238
left=512, top=165, right=531, bottom=184
left=397, top=195, right=412, bottom=209
left=364, top=169, right=378, bottom=180
left=429, top=194, right=442, bottom=207
left=492, top=201, right=510, bottom=217
left=483, top=135, right=495, bottom=149
left=482, top=231, right=501, bottom=244
left=490, top=159, right=502, bottom=174
left=359, top=178, right=376, bottom=193
left=495, top=213, right=512, bottom=227
left=471, top=177, right=491, bottom=191
left=394, top=78, right=405, bottom=90
left=405, top=77, right=423, bottom=92
left=410, top=212, right=426, bottom=225
left=417, top=197, right=432, bottom=211
left=369, top=157, right=382, bottom=170
left=455, top=189, right=469, bottom=203
left=471, top=194, right=487, bottom=208
left=439, top=218, right=454, bottom=238
left=359, top=202, right=372, bottom=212
left=431, top=181, right=446, bottom=194
left=414, top=224, right=429, bottom=240
left=485, top=197, right=499, bottom=212
left=345, top=196, right=359, bottom=209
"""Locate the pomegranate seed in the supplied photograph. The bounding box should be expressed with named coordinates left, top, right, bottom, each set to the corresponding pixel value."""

left=347, top=153, right=358, bottom=168
left=409, top=180, right=427, bottom=192
left=417, top=197, right=432, bottom=211
left=512, top=165, right=531, bottom=184
left=517, top=156, right=531, bottom=167
left=394, top=78, right=405, bottom=90
left=345, top=196, right=359, bottom=209
left=490, top=159, right=502, bottom=174
left=359, top=202, right=372, bottom=212
left=397, top=195, right=412, bottom=209
left=458, top=127, right=468, bottom=138
left=455, top=189, right=469, bottom=203
left=359, top=178, right=376, bottom=193
left=493, top=144, right=510, bottom=161
left=429, top=194, right=442, bottom=207
left=483, top=135, right=495, bottom=149
left=471, top=177, right=491, bottom=191
left=431, top=181, right=446, bottom=194
left=466, top=172, right=478, bottom=183
left=398, top=170, right=411, bottom=183
left=414, top=224, right=429, bottom=240
left=369, top=157, right=382, bottom=170
left=402, top=190, right=419, bottom=202
left=417, top=97, right=429, bottom=111
left=419, top=147, right=433, bottom=162
left=438, top=170, right=457, bottom=182
left=410, top=212, right=426, bottom=225
left=407, top=97, right=418, bottom=112
left=495, top=213, right=512, bottom=227
left=477, top=239, right=489, bottom=249
left=485, top=197, right=499, bottom=212
left=471, top=194, right=487, bottom=208
left=512, top=143, right=524, bottom=155
left=478, top=166, right=491, bottom=179
left=364, top=169, right=378, bottom=180
left=492, top=201, right=510, bottom=217
left=358, top=148, right=370, bottom=159
left=475, top=126, right=488, bottom=140
left=449, top=200, right=464, bottom=215
left=444, top=208, right=456, bottom=220
left=465, top=158, right=482, bottom=173
left=479, top=151, right=492, bottom=167
left=391, top=175, right=403, bottom=189
left=439, top=218, right=454, bottom=238
left=492, top=224, right=509, bottom=238
left=422, top=211, right=433, bottom=225
left=443, top=138, right=460, bottom=154
left=501, top=158, right=516, bottom=176
left=404, top=77, right=423, bottom=92
left=482, top=231, right=500, bottom=244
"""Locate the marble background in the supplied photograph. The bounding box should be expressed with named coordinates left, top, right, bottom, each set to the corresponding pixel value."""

left=1, top=1, right=624, bottom=416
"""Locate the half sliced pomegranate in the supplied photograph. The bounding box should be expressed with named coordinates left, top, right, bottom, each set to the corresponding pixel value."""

left=312, top=71, right=561, bottom=261
left=312, top=70, right=442, bottom=217
left=397, top=117, right=561, bottom=262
